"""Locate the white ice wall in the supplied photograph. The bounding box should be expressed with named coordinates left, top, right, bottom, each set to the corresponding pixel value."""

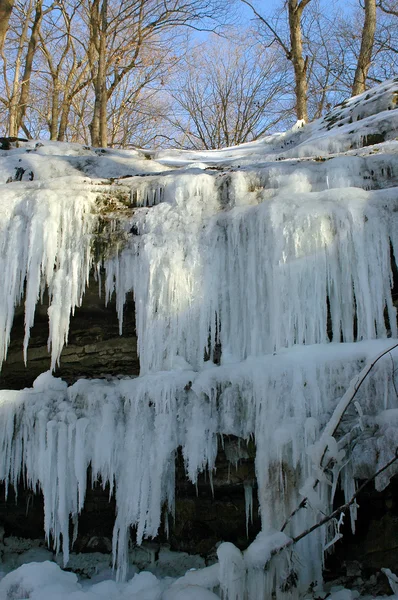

left=106, top=170, right=398, bottom=375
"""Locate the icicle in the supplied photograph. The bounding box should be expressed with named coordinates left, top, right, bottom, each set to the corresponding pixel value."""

left=2, top=120, right=398, bottom=597
left=244, top=482, right=253, bottom=537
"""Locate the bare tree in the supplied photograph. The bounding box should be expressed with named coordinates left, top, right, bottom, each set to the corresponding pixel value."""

left=241, top=0, right=312, bottom=122
left=170, top=32, right=289, bottom=150
left=352, top=0, right=377, bottom=95
left=371, top=0, right=398, bottom=81
left=321, top=0, right=396, bottom=96
left=300, top=1, right=354, bottom=117
left=0, top=0, right=228, bottom=144
left=1, top=0, right=393, bottom=144
left=38, top=0, right=91, bottom=141
left=2, top=0, right=31, bottom=136
left=13, top=0, right=51, bottom=135
left=87, top=0, right=107, bottom=147
left=240, top=0, right=391, bottom=121
left=287, top=0, right=312, bottom=121
left=0, top=0, right=57, bottom=137
left=84, top=0, right=228, bottom=147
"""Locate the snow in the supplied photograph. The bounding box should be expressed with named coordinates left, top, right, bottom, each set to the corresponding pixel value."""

left=2, top=559, right=398, bottom=600
left=0, top=561, right=79, bottom=599
left=381, top=568, right=398, bottom=594
left=1, top=80, right=398, bottom=598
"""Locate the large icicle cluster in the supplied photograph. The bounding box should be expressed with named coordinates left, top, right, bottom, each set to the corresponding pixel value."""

left=1, top=81, right=398, bottom=598
left=106, top=170, right=398, bottom=374
left=0, top=178, right=95, bottom=370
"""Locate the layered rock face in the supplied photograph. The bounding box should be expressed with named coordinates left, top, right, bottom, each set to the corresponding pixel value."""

left=1, top=80, right=398, bottom=597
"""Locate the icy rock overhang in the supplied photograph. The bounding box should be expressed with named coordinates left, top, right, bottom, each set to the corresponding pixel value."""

left=1, top=80, right=398, bottom=595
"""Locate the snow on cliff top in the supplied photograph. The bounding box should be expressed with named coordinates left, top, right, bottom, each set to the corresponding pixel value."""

left=1, top=78, right=397, bottom=182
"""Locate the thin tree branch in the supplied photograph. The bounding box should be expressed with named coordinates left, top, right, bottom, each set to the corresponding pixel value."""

left=240, top=0, right=291, bottom=58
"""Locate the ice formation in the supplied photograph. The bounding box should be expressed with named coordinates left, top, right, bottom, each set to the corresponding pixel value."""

left=0, top=178, right=95, bottom=370
left=1, top=80, right=398, bottom=598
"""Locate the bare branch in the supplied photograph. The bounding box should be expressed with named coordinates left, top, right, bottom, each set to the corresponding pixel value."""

left=240, top=0, right=291, bottom=58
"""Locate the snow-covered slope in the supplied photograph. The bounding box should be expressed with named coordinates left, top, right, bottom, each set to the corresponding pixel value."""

left=1, top=80, right=398, bottom=599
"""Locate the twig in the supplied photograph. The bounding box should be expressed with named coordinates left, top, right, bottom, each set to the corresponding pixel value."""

left=240, top=0, right=291, bottom=59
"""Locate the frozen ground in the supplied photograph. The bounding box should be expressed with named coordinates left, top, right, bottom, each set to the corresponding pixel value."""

left=0, top=551, right=397, bottom=600
left=1, top=80, right=398, bottom=598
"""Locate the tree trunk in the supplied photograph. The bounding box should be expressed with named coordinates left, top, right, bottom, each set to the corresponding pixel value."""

left=90, top=96, right=100, bottom=147
left=57, top=59, right=90, bottom=141
left=8, top=94, right=20, bottom=137
left=0, top=0, right=14, bottom=54
left=98, top=0, right=108, bottom=147
left=58, top=100, right=70, bottom=142
left=16, top=0, right=43, bottom=132
left=7, top=0, right=32, bottom=136
left=89, top=0, right=108, bottom=148
left=48, top=79, right=59, bottom=140
left=239, top=0, right=311, bottom=122
left=352, top=0, right=376, bottom=96
left=58, top=72, right=91, bottom=142
left=288, top=0, right=309, bottom=122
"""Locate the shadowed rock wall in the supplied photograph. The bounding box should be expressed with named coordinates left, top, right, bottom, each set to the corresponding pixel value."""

left=0, top=274, right=138, bottom=390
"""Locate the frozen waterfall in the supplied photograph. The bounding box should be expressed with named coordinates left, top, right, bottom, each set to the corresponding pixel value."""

left=1, top=80, right=398, bottom=598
